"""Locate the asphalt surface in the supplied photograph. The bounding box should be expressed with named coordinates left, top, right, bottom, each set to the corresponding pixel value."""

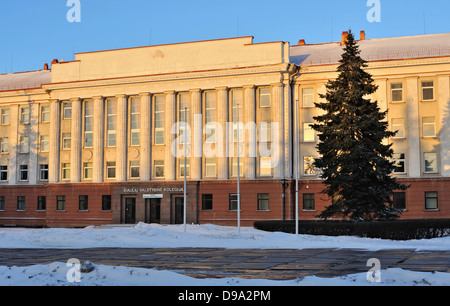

left=1, top=247, right=450, bottom=280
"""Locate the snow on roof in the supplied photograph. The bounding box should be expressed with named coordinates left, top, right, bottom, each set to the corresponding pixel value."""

left=290, top=33, right=450, bottom=66
left=0, top=69, right=51, bottom=92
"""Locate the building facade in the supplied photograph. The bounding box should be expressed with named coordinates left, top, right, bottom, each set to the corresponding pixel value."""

left=0, top=32, right=449, bottom=227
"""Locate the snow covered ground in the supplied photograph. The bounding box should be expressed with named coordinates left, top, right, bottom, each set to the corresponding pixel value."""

left=0, top=223, right=449, bottom=286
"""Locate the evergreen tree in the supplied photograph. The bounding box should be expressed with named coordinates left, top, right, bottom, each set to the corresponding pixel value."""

left=311, top=30, right=409, bottom=222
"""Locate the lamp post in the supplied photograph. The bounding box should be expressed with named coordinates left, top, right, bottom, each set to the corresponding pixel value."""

left=184, top=107, right=187, bottom=233
left=237, top=104, right=241, bottom=233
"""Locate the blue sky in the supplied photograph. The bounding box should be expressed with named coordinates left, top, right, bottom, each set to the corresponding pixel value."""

left=0, top=0, right=449, bottom=73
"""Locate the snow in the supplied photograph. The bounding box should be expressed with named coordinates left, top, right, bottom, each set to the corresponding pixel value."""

left=1, top=223, right=449, bottom=286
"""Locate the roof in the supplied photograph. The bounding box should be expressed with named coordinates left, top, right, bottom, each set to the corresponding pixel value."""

left=290, top=33, right=450, bottom=66
left=0, top=70, right=51, bottom=92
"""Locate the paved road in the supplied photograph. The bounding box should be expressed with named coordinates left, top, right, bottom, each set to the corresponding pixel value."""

left=1, top=248, right=449, bottom=280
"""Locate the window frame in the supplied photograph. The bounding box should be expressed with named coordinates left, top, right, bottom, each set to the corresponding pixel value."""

left=257, top=193, right=269, bottom=211
left=421, top=80, right=435, bottom=101
left=201, top=194, right=213, bottom=211
left=425, top=191, right=438, bottom=210
left=424, top=152, right=438, bottom=174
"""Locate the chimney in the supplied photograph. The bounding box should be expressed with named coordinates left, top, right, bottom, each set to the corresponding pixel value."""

left=51, top=59, right=59, bottom=65
left=340, top=31, right=349, bottom=45
left=360, top=30, right=366, bottom=41
left=298, top=39, right=306, bottom=46
left=43, top=63, right=49, bottom=70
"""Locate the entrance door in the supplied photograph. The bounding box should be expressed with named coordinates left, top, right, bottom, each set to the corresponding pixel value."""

left=174, top=197, right=184, bottom=224
left=149, top=198, right=161, bottom=224
left=125, top=198, right=136, bottom=224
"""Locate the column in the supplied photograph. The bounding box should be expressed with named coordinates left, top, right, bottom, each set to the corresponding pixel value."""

left=93, top=96, right=104, bottom=182
left=70, top=98, right=82, bottom=182
left=164, top=91, right=176, bottom=181
left=271, top=83, right=285, bottom=179
left=28, top=103, right=39, bottom=185
left=244, top=84, right=256, bottom=179
left=116, top=94, right=127, bottom=182
left=190, top=88, right=202, bottom=180
left=406, top=77, right=420, bottom=178
left=49, top=100, right=61, bottom=184
left=216, top=86, right=229, bottom=180
left=140, top=92, right=152, bottom=181
left=8, top=105, right=18, bottom=185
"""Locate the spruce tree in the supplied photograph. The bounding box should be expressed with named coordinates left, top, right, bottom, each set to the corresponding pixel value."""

left=311, top=30, right=409, bottom=222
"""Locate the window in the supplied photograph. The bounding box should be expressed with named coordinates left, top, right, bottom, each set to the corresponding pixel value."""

left=19, top=165, right=28, bottom=181
left=106, top=161, right=116, bottom=179
left=130, top=161, right=140, bottom=178
left=302, top=88, right=314, bottom=107
left=154, top=95, right=165, bottom=145
left=259, top=87, right=271, bottom=107
left=20, top=107, right=30, bottom=124
left=390, top=83, right=403, bottom=102
left=63, top=102, right=72, bottom=119
left=37, top=196, right=46, bottom=211
left=106, top=98, right=117, bottom=147
left=202, top=194, right=213, bottom=210
left=0, top=196, right=5, bottom=210
left=62, top=133, right=71, bottom=150
left=0, top=138, right=8, bottom=153
left=422, top=117, right=436, bottom=137
left=62, top=163, right=71, bottom=180
left=154, top=160, right=164, bottom=178
left=57, top=195, right=65, bottom=211
left=393, top=153, right=406, bottom=173
left=79, top=195, right=88, bottom=211
left=257, top=193, right=269, bottom=211
left=102, top=195, right=111, bottom=211
left=1, top=109, right=10, bottom=125
left=229, top=194, right=238, bottom=211
left=393, top=192, right=406, bottom=210
left=205, top=158, right=216, bottom=178
left=303, top=122, right=315, bottom=142
left=421, top=81, right=434, bottom=101
left=41, top=106, right=50, bottom=122
left=84, top=100, right=94, bottom=147
left=83, top=162, right=93, bottom=180
left=392, top=118, right=405, bottom=138
left=231, top=157, right=243, bottom=177
left=19, top=136, right=29, bottom=153
left=259, top=157, right=272, bottom=176
left=40, top=135, right=49, bottom=152
left=303, top=193, right=315, bottom=210
left=304, top=156, right=315, bottom=175
left=179, top=159, right=190, bottom=178
left=259, top=122, right=271, bottom=143
left=204, top=92, right=216, bottom=143
left=17, top=196, right=25, bottom=211
left=40, top=164, right=48, bottom=181
left=424, top=153, right=438, bottom=173
left=0, top=165, right=7, bottom=181
left=425, top=192, right=438, bottom=210
left=130, top=97, right=140, bottom=146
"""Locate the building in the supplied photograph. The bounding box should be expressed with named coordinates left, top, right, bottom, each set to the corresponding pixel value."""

left=0, top=31, right=449, bottom=227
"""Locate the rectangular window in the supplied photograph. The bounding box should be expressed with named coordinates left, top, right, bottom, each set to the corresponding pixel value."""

left=390, top=83, right=403, bottom=102
left=130, top=161, right=140, bottom=178
left=205, top=158, right=216, bottom=178
left=257, top=193, right=269, bottom=211
left=37, top=196, right=46, bottom=211
left=392, top=118, right=405, bottom=138
left=106, top=161, right=116, bottom=179
left=40, top=164, right=48, bottom=181
left=304, top=156, right=315, bottom=175
left=393, top=192, right=406, bottom=210
left=154, top=95, right=165, bottom=145
left=393, top=153, right=406, bottom=173
left=84, top=100, right=94, bottom=148
left=231, top=157, right=244, bottom=177
left=0, top=165, right=7, bottom=181
left=56, top=195, right=65, bottom=211
left=421, top=81, right=434, bottom=101
left=19, top=165, right=28, bottom=181
left=17, top=196, right=25, bottom=211
left=41, top=106, right=50, bottom=123
left=40, top=135, right=49, bottom=152
left=130, top=97, right=140, bottom=146
left=179, top=159, right=190, bottom=178
left=102, top=195, right=111, bottom=211
left=154, top=160, right=164, bottom=178
left=202, top=194, right=213, bottom=210
left=303, top=122, right=315, bottom=142
left=1, top=109, right=10, bottom=125
left=302, top=88, right=314, bottom=107
left=0, top=138, right=8, bottom=153
left=62, top=163, right=71, bottom=180
left=62, top=133, right=71, bottom=150
left=259, top=157, right=272, bottom=176
left=79, top=195, right=88, bottom=211
left=204, top=92, right=216, bottom=143
left=229, top=194, right=238, bottom=211
left=422, top=117, right=436, bottom=137
left=259, top=87, right=271, bottom=107
left=20, top=136, right=29, bottom=153
left=303, top=193, right=315, bottom=210
left=0, top=196, right=4, bottom=210
left=106, top=98, right=117, bottom=147
left=83, top=162, right=93, bottom=180
left=63, top=102, right=72, bottom=119
left=20, top=107, right=30, bottom=124
left=424, top=152, right=438, bottom=173
left=425, top=191, right=438, bottom=210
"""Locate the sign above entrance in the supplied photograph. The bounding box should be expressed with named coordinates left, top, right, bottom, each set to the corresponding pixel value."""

left=143, top=194, right=163, bottom=199
left=122, top=187, right=184, bottom=194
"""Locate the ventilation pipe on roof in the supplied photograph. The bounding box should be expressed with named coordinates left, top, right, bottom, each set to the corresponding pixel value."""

left=341, top=31, right=349, bottom=45
left=298, top=39, right=306, bottom=46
